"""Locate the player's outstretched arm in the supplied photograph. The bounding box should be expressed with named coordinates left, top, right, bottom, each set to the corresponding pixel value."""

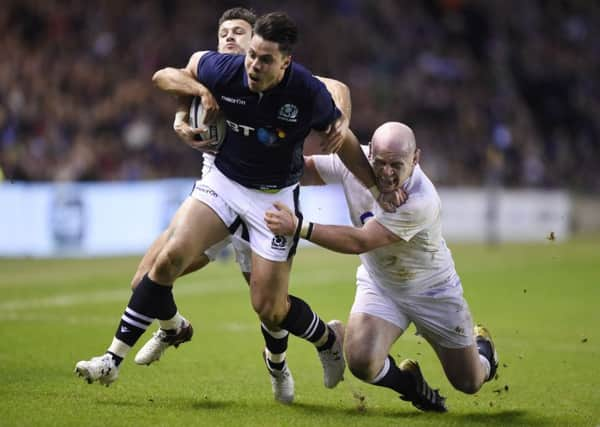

left=265, top=201, right=399, bottom=254
left=152, top=67, right=208, bottom=98
left=303, top=78, right=350, bottom=156
left=316, top=77, right=351, bottom=122
left=153, top=51, right=206, bottom=93
left=336, top=129, right=377, bottom=192
left=154, top=51, right=220, bottom=147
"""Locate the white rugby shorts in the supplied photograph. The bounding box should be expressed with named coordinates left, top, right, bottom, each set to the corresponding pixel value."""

left=191, top=166, right=301, bottom=262
left=351, top=265, right=475, bottom=348
left=203, top=234, right=252, bottom=273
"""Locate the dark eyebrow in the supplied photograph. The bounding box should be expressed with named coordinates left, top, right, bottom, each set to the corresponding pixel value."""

left=255, top=53, right=274, bottom=61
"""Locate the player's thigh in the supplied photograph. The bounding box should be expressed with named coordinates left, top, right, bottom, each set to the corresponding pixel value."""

left=161, top=197, right=229, bottom=259
left=347, top=270, right=406, bottom=363
left=180, top=253, right=210, bottom=277
left=241, top=186, right=301, bottom=263
left=350, top=266, right=410, bottom=337
left=197, top=166, right=301, bottom=262
left=407, top=278, right=474, bottom=350
left=407, top=282, right=483, bottom=389
left=249, top=252, right=291, bottom=316
left=189, top=175, right=244, bottom=238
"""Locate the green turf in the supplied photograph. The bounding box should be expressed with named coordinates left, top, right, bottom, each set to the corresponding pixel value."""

left=0, top=238, right=599, bottom=426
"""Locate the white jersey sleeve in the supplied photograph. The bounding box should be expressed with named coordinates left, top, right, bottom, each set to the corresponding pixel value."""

left=375, top=194, right=437, bottom=242
left=311, top=154, right=346, bottom=184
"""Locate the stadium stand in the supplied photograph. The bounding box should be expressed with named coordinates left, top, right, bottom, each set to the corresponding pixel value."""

left=1, top=0, right=598, bottom=191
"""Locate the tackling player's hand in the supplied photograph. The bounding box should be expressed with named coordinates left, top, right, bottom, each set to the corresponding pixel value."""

left=174, top=121, right=219, bottom=154
left=264, top=201, right=298, bottom=236
left=200, top=91, right=220, bottom=124
left=377, top=189, right=408, bottom=213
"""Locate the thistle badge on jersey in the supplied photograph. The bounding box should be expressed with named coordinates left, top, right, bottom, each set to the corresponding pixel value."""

left=278, top=104, right=298, bottom=122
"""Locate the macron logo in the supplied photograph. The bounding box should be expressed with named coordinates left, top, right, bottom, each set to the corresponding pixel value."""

left=120, top=326, right=131, bottom=334
left=221, top=95, right=246, bottom=105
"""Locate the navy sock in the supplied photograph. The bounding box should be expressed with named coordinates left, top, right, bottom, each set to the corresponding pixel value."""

left=373, top=356, right=415, bottom=396
left=279, top=295, right=326, bottom=344
left=267, top=359, right=286, bottom=371
left=261, top=324, right=289, bottom=354
left=114, top=274, right=177, bottom=346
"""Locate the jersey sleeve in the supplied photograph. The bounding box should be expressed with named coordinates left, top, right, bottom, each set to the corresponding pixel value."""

left=196, top=51, right=235, bottom=91
left=312, top=154, right=345, bottom=184
left=375, top=195, right=437, bottom=241
left=310, top=79, right=342, bottom=131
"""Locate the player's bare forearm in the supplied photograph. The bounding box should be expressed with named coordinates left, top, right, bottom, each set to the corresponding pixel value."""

left=175, top=95, right=193, bottom=114
left=152, top=67, right=208, bottom=98
left=264, top=202, right=367, bottom=254
left=337, top=129, right=376, bottom=189
left=265, top=201, right=396, bottom=254
left=309, top=223, right=370, bottom=254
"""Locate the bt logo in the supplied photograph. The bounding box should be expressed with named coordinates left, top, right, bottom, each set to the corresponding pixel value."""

left=226, top=120, right=255, bottom=136
left=226, top=120, right=286, bottom=146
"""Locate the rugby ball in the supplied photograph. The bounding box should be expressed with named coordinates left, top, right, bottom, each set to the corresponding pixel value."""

left=189, top=96, right=226, bottom=146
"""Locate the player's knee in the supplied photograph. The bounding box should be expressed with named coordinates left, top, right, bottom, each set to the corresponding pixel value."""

left=346, top=349, right=380, bottom=382
left=251, top=296, right=286, bottom=326
left=448, top=374, right=482, bottom=394
left=153, top=246, right=186, bottom=282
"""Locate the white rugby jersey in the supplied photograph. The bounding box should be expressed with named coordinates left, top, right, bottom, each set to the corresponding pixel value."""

left=312, top=149, right=458, bottom=293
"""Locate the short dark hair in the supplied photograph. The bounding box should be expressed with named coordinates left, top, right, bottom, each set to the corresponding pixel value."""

left=218, top=7, right=257, bottom=28
left=253, top=12, right=298, bottom=55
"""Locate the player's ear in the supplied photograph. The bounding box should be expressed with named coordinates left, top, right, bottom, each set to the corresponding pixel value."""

left=414, top=148, right=421, bottom=165
left=281, top=55, right=291, bottom=69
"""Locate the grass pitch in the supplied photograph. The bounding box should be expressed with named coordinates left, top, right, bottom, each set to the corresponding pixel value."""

left=0, top=238, right=598, bottom=426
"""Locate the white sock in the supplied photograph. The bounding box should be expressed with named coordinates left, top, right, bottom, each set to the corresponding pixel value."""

left=261, top=324, right=289, bottom=339
left=107, top=337, right=131, bottom=359
left=265, top=349, right=287, bottom=364
left=159, top=312, right=185, bottom=331
left=369, top=356, right=391, bottom=384
left=479, top=354, right=491, bottom=380
left=314, top=327, right=329, bottom=348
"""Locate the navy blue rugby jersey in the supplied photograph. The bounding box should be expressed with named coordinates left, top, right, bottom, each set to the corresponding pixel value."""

left=197, top=51, right=341, bottom=190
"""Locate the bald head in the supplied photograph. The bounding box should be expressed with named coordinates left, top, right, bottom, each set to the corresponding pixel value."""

left=371, top=122, right=416, bottom=156
left=369, top=122, right=419, bottom=192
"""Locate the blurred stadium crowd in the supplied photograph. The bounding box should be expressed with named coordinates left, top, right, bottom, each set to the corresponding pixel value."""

left=1, top=0, right=599, bottom=190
